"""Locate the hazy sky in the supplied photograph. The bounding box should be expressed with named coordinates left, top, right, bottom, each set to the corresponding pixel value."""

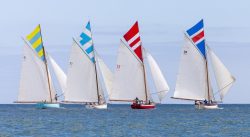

left=0, top=0, right=250, bottom=103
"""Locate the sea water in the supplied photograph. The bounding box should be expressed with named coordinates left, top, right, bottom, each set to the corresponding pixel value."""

left=0, top=104, right=249, bottom=137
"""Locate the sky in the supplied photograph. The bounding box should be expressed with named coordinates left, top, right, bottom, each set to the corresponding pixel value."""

left=0, top=0, right=250, bottom=104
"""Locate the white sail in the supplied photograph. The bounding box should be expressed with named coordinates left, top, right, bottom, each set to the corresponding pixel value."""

left=95, top=53, right=113, bottom=97
left=18, top=43, right=55, bottom=102
left=47, top=54, right=67, bottom=94
left=207, top=47, right=235, bottom=100
left=64, top=40, right=98, bottom=103
left=110, top=40, right=146, bottom=101
left=146, top=51, right=169, bottom=102
left=142, top=52, right=152, bottom=102
left=173, top=35, right=208, bottom=101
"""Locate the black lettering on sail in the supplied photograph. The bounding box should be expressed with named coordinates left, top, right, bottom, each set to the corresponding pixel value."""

left=117, top=64, right=120, bottom=70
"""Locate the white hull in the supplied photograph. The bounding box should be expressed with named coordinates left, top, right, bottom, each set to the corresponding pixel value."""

left=85, top=104, right=107, bottom=109
left=36, top=103, right=60, bottom=109
left=195, top=103, right=219, bottom=109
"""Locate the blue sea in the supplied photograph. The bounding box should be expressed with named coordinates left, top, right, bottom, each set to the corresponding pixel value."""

left=0, top=104, right=249, bottom=137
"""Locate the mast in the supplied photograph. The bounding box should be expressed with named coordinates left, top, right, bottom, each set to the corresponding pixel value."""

left=89, top=24, right=101, bottom=104
left=205, top=56, right=211, bottom=101
left=39, top=24, right=53, bottom=103
left=94, top=50, right=101, bottom=104
left=138, top=23, right=148, bottom=102
left=142, top=49, right=148, bottom=102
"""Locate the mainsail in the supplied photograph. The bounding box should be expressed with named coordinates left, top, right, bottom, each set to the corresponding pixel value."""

left=47, top=54, right=67, bottom=94
left=173, top=35, right=208, bottom=101
left=18, top=43, right=56, bottom=103
left=64, top=40, right=98, bottom=103
left=207, top=47, right=235, bottom=100
left=146, top=51, right=169, bottom=102
left=110, top=40, right=147, bottom=101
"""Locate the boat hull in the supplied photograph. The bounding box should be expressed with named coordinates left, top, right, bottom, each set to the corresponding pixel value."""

left=36, top=103, right=60, bottom=109
left=85, top=104, right=107, bottom=109
left=131, top=103, right=155, bottom=109
left=195, top=103, right=219, bottom=109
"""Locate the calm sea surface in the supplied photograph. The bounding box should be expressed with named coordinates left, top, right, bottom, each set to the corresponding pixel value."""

left=0, top=104, right=249, bottom=137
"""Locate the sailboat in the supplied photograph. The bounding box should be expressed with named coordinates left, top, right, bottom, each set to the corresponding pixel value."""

left=110, top=21, right=169, bottom=109
left=172, top=19, right=236, bottom=109
left=64, top=21, right=111, bottom=109
left=16, top=25, right=66, bottom=109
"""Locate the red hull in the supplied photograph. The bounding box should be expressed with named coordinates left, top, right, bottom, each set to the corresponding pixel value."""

left=131, top=103, right=155, bottom=109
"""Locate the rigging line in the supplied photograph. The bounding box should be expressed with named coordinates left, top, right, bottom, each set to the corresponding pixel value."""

left=56, top=93, right=64, bottom=98
left=214, top=80, right=235, bottom=95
